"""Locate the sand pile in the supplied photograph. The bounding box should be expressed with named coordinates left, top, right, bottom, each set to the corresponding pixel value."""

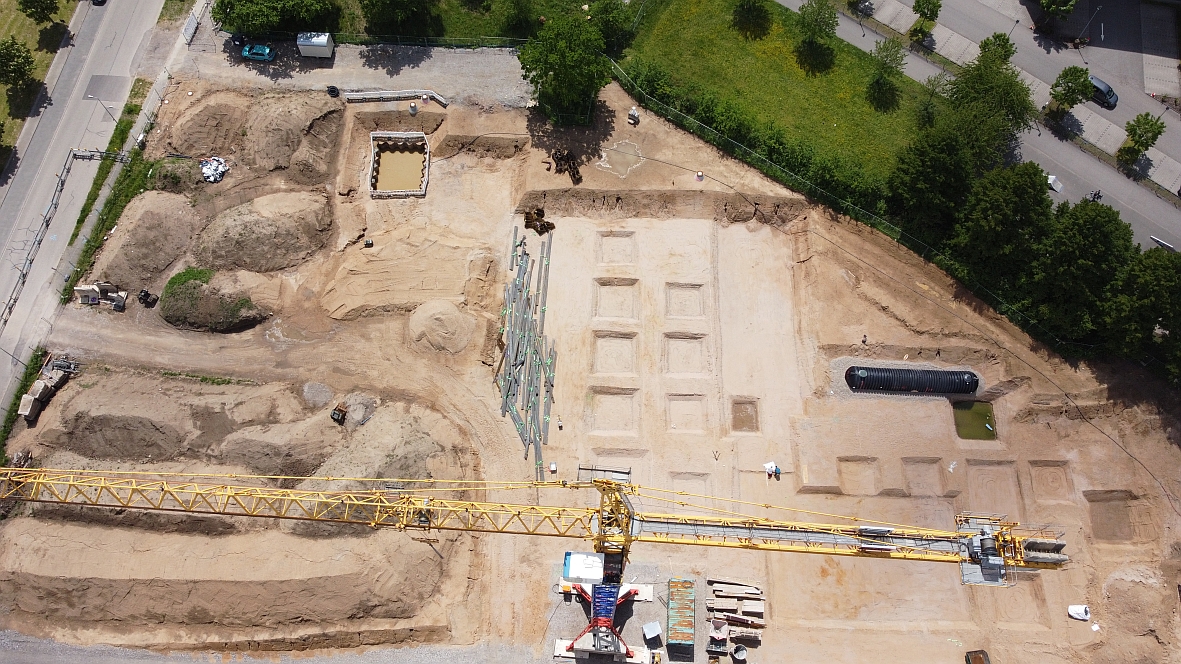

left=154, top=91, right=251, bottom=157
left=92, top=191, right=207, bottom=290
left=194, top=191, right=330, bottom=272
left=242, top=95, right=343, bottom=182
left=0, top=519, right=461, bottom=640
left=409, top=300, right=476, bottom=353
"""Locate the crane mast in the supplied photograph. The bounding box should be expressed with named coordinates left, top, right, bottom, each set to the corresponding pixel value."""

left=0, top=467, right=1067, bottom=587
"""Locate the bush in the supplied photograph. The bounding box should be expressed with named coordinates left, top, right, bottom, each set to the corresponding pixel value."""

left=164, top=267, right=214, bottom=297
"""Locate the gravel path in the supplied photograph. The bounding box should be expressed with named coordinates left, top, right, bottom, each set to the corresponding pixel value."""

left=0, top=632, right=543, bottom=664
left=179, top=42, right=532, bottom=109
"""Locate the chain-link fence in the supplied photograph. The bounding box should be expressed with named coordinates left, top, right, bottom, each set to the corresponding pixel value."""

left=609, top=59, right=1179, bottom=374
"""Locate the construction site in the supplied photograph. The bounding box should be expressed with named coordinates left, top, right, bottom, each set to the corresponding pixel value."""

left=1, top=73, right=1181, bottom=664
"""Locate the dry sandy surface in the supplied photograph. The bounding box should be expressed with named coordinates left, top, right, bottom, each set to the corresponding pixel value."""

left=2, top=72, right=1181, bottom=664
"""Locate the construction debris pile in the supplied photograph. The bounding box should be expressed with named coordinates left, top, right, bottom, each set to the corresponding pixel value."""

left=199, top=156, right=228, bottom=183
left=16, top=355, right=77, bottom=424
left=705, top=577, right=764, bottom=660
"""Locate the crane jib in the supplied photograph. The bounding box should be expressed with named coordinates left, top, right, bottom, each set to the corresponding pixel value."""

left=0, top=469, right=1067, bottom=586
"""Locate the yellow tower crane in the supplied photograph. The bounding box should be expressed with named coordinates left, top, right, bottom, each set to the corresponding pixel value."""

left=0, top=466, right=1067, bottom=587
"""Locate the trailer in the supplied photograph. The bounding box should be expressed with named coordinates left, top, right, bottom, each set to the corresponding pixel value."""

left=296, top=32, right=334, bottom=58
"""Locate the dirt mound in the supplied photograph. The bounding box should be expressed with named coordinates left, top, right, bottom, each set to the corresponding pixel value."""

left=157, top=91, right=251, bottom=157
left=354, top=110, right=446, bottom=135
left=160, top=281, right=270, bottom=332
left=433, top=134, right=527, bottom=160
left=92, top=191, right=207, bottom=290
left=409, top=300, right=476, bottom=353
left=194, top=192, right=330, bottom=272
left=515, top=188, right=808, bottom=223
left=242, top=95, right=344, bottom=181
left=41, top=413, right=186, bottom=459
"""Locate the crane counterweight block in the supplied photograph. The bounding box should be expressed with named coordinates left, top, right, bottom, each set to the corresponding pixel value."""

left=0, top=469, right=1067, bottom=587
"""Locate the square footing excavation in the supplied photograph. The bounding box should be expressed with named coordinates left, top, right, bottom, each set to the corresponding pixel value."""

left=369, top=131, right=429, bottom=197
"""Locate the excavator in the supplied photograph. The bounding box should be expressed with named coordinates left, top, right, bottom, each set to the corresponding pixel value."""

left=0, top=467, right=1068, bottom=658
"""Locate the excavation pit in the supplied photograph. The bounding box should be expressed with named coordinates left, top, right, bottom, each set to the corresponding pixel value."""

left=370, top=131, right=429, bottom=197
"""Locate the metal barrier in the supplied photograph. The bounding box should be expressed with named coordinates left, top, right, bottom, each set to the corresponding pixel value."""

left=344, top=89, right=449, bottom=107
left=0, top=149, right=128, bottom=333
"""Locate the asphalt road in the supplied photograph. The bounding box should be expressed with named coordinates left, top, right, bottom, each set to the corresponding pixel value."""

left=0, top=0, right=164, bottom=399
left=913, top=0, right=1181, bottom=166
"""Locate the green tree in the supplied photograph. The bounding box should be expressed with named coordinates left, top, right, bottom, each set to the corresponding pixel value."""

left=18, top=0, right=58, bottom=25
left=1106, top=248, right=1181, bottom=365
left=1039, top=0, right=1077, bottom=19
left=916, top=71, right=949, bottom=128
left=887, top=120, right=973, bottom=247
left=1118, top=112, right=1167, bottom=165
left=1049, top=65, right=1091, bottom=112
left=519, top=16, right=612, bottom=117
left=870, top=38, right=905, bottom=83
left=949, top=50, right=1035, bottom=135
left=1028, top=200, right=1137, bottom=341
left=913, top=0, right=940, bottom=23
left=212, top=0, right=333, bottom=35
left=592, top=0, right=634, bottom=51
left=947, top=162, right=1053, bottom=296
left=0, top=37, right=35, bottom=87
left=978, top=32, right=1015, bottom=62
left=797, top=0, right=837, bottom=44
left=867, top=38, right=905, bottom=110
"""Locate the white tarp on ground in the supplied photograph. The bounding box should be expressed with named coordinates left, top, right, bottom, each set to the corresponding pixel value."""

left=200, top=156, right=228, bottom=182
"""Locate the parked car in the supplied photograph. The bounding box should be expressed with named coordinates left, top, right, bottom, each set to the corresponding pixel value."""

left=1089, top=75, right=1118, bottom=109
left=241, top=43, right=275, bottom=62
left=92, top=0, right=106, bottom=6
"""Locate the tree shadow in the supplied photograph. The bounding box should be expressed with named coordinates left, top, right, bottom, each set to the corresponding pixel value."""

left=732, top=0, right=772, bottom=39
left=37, top=22, right=71, bottom=53
left=0, top=146, right=17, bottom=188
left=1089, top=359, right=1181, bottom=450
left=6, top=81, right=50, bottom=120
left=794, top=40, right=834, bottom=75
left=525, top=98, right=617, bottom=185
left=358, top=44, right=436, bottom=77
left=866, top=77, right=900, bottom=112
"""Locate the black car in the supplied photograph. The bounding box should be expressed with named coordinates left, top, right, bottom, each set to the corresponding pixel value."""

left=1090, top=75, right=1119, bottom=109
left=92, top=0, right=106, bottom=6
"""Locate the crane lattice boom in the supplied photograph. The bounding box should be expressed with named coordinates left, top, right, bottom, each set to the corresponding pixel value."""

left=0, top=468, right=1068, bottom=586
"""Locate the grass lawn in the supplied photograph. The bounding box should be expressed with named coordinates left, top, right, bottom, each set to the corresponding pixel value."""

left=625, top=0, right=924, bottom=178
left=0, top=0, right=77, bottom=157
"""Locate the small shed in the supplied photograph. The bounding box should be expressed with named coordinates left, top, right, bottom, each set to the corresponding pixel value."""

left=297, top=32, right=335, bottom=58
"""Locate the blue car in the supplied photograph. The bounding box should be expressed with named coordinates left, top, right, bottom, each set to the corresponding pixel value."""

left=241, top=44, right=275, bottom=62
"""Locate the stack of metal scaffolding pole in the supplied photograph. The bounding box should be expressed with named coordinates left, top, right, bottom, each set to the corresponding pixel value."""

left=496, top=228, right=557, bottom=480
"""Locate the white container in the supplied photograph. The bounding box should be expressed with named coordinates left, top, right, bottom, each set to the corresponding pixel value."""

left=296, top=32, right=335, bottom=58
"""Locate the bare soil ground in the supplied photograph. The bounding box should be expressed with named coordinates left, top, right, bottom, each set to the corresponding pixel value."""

left=3, top=78, right=1181, bottom=664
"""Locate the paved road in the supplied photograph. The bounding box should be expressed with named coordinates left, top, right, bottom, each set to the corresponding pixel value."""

left=1024, top=125, right=1181, bottom=248
left=911, top=0, right=1181, bottom=165
left=0, top=0, right=164, bottom=400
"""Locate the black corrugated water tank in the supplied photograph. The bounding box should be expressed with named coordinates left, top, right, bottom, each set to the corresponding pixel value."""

left=845, top=366, right=979, bottom=394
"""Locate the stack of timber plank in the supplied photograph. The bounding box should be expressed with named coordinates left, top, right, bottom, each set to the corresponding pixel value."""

left=706, top=577, right=764, bottom=643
